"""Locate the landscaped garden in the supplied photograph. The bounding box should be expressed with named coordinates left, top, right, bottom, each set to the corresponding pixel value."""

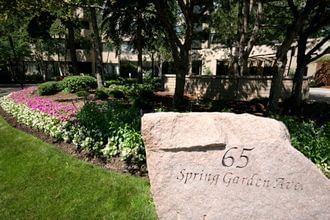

left=0, top=75, right=329, bottom=177
left=0, top=75, right=329, bottom=218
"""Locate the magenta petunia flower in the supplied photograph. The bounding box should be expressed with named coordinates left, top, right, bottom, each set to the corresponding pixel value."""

left=9, top=86, right=79, bottom=121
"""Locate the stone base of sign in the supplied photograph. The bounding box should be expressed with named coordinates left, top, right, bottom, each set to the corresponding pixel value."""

left=142, top=112, right=330, bottom=220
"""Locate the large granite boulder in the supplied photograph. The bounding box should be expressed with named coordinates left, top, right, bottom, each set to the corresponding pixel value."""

left=142, top=112, right=330, bottom=220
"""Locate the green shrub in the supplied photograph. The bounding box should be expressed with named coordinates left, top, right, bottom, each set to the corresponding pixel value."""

left=132, top=96, right=153, bottom=110
left=144, top=74, right=163, bottom=91
left=108, top=85, right=130, bottom=99
left=37, top=81, right=61, bottom=96
left=273, top=115, right=330, bottom=177
left=60, top=75, right=97, bottom=93
left=104, top=80, right=122, bottom=87
left=128, top=84, right=154, bottom=97
left=76, top=90, right=90, bottom=98
left=95, top=89, right=109, bottom=100
left=109, top=89, right=126, bottom=99
left=76, top=101, right=144, bottom=164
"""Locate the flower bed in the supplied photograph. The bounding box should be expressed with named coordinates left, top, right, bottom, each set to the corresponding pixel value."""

left=9, top=86, right=78, bottom=121
left=0, top=87, right=145, bottom=165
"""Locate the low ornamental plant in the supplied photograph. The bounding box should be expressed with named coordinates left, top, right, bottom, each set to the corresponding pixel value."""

left=9, top=87, right=78, bottom=121
left=0, top=87, right=145, bottom=165
left=76, top=102, right=145, bottom=164
left=272, top=115, right=330, bottom=178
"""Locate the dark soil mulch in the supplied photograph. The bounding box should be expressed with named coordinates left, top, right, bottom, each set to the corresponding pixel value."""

left=0, top=106, right=147, bottom=177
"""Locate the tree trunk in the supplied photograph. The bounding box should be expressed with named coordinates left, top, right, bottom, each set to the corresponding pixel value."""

left=66, top=21, right=78, bottom=75
left=234, top=0, right=244, bottom=76
left=268, top=1, right=319, bottom=112
left=173, top=50, right=189, bottom=107
left=151, top=52, right=155, bottom=77
left=89, top=6, right=104, bottom=88
left=8, top=35, right=24, bottom=88
left=269, top=57, right=286, bottom=112
left=158, top=54, right=163, bottom=77
left=292, top=65, right=305, bottom=107
left=269, top=26, right=300, bottom=111
left=117, top=50, right=121, bottom=76
left=291, top=35, right=307, bottom=108
left=232, top=45, right=240, bottom=76
left=240, top=54, right=249, bottom=76
left=173, top=64, right=186, bottom=107
left=136, top=12, right=143, bottom=83
left=238, top=0, right=250, bottom=76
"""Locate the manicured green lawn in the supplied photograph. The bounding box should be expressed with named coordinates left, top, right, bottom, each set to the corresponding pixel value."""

left=0, top=116, right=156, bottom=219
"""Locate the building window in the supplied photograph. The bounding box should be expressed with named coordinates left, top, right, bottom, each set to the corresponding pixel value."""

left=216, top=60, right=229, bottom=75
left=192, top=60, right=202, bottom=75
left=163, top=62, right=175, bottom=75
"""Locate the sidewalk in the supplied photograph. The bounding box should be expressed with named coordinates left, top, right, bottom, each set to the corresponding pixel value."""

left=0, top=84, right=36, bottom=97
left=308, top=87, right=330, bottom=104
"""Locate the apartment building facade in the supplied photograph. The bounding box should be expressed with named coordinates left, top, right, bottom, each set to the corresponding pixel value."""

left=23, top=5, right=328, bottom=81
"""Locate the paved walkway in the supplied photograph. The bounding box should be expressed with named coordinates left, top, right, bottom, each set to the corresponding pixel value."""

left=308, top=88, right=330, bottom=104
left=0, top=84, right=36, bottom=97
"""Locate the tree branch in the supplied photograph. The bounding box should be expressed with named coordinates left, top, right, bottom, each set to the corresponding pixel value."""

left=308, top=46, right=330, bottom=64
left=245, top=0, right=263, bottom=56
left=287, top=0, right=298, bottom=18
left=152, top=0, right=182, bottom=60
left=306, top=35, right=330, bottom=58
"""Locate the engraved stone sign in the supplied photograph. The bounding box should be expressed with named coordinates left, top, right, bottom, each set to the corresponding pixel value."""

left=142, top=112, right=330, bottom=220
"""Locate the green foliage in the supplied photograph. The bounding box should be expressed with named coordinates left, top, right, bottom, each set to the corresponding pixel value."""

left=76, top=101, right=144, bottom=164
left=102, top=0, right=160, bottom=57
left=95, top=88, right=109, bottom=100
left=144, top=73, right=163, bottom=91
left=128, top=84, right=154, bottom=109
left=108, top=85, right=129, bottom=99
left=204, top=67, right=213, bottom=76
left=129, top=83, right=154, bottom=98
left=60, top=75, right=97, bottom=93
left=76, top=90, right=90, bottom=98
left=37, top=81, right=61, bottom=96
left=211, top=2, right=238, bottom=46
left=273, top=115, right=330, bottom=178
left=105, top=77, right=138, bottom=87
left=106, top=77, right=156, bottom=109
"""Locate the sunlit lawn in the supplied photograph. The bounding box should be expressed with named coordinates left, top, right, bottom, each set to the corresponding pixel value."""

left=0, top=116, right=156, bottom=219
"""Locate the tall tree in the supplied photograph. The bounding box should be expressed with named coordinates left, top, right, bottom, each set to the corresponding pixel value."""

left=237, top=0, right=264, bottom=76
left=290, top=4, right=330, bottom=108
left=0, top=2, right=33, bottom=85
left=102, top=0, right=158, bottom=83
left=211, top=0, right=264, bottom=76
left=269, top=0, right=329, bottom=111
left=89, top=3, right=105, bottom=88
left=152, top=0, right=212, bottom=106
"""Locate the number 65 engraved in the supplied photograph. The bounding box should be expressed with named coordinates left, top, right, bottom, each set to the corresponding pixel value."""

left=221, top=147, right=255, bottom=168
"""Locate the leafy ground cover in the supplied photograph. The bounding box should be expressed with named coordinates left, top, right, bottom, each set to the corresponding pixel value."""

left=0, top=116, right=156, bottom=219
